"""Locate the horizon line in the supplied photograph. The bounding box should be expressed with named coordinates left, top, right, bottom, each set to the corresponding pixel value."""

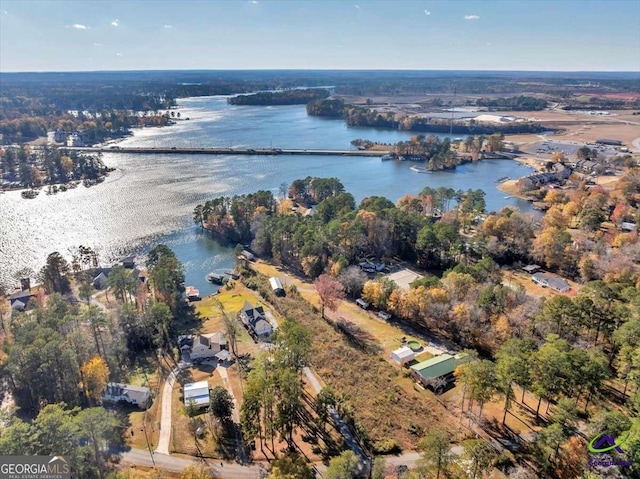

left=1, top=68, right=639, bottom=75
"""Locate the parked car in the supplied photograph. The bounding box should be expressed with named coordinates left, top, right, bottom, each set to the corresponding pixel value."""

left=378, top=311, right=392, bottom=320
left=356, top=298, right=370, bottom=310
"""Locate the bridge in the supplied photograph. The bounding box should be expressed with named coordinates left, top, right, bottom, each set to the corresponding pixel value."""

left=63, top=146, right=391, bottom=157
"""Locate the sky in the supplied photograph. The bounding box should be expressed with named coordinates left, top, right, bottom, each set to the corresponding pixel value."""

left=0, top=0, right=639, bottom=72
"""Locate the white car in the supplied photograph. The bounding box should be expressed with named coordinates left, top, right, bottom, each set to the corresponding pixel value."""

left=378, top=311, right=392, bottom=320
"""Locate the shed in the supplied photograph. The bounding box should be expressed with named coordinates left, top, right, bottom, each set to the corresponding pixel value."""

left=269, top=277, right=285, bottom=297
left=522, top=264, right=541, bottom=274
left=391, top=346, right=415, bottom=366
left=621, top=222, right=637, bottom=232
left=184, top=381, right=210, bottom=408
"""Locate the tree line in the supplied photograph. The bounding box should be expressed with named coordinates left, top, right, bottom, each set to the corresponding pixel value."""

left=306, top=99, right=546, bottom=134
left=228, top=88, right=330, bottom=106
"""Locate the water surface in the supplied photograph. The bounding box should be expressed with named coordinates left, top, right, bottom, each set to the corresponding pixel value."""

left=0, top=96, right=534, bottom=292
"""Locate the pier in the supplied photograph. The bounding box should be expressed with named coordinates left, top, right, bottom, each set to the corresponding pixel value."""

left=63, top=146, right=391, bottom=157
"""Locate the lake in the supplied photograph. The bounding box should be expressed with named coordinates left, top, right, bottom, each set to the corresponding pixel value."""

left=0, top=96, right=534, bottom=292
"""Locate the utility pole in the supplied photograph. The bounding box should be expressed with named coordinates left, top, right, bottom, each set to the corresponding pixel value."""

left=142, top=414, right=155, bottom=466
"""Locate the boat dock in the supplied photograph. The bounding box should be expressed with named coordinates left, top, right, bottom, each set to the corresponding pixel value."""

left=63, top=146, right=391, bottom=157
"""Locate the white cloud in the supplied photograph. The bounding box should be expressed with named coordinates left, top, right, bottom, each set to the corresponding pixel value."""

left=2, top=10, right=8, bottom=14
left=250, top=0, right=258, bottom=3
left=69, top=23, right=91, bottom=30
left=424, top=9, right=430, bottom=16
left=93, top=42, right=102, bottom=47
left=116, top=53, right=123, bottom=57
left=111, top=19, right=119, bottom=27
left=163, top=24, right=173, bottom=29
left=354, top=4, right=360, bottom=9
left=464, top=14, right=479, bottom=20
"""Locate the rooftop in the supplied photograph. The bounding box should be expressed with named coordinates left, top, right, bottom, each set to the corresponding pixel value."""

left=410, top=353, right=470, bottom=381
left=386, top=268, right=424, bottom=290
left=184, top=380, right=210, bottom=406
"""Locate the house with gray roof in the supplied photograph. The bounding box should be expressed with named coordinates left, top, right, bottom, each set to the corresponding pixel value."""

left=531, top=272, right=571, bottom=293
left=239, top=301, right=272, bottom=339
left=102, top=383, right=151, bottom=409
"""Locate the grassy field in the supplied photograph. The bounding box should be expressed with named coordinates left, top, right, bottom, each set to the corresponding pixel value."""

left=195, top=284, right=273, bottom=358
left=253, top=262, right=437, bottom=362
left=242, top=267, right=467, bottom=451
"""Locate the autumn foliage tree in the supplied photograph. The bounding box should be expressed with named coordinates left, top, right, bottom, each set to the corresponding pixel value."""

left=315, top=273, right=345, bottom=319
left=81, top=356, right=110, bottom=405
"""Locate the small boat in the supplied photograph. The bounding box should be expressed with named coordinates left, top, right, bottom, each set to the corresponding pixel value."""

left=381, top=154, right=394, bottom=161
left=410, top=165, right=432, bottom=174
left=504, top=196, right=513, bottom=199
left=207, top=273, right=228, bottom=285
left=185, top=286, right=200, bottom=301
left=496, top=176, right=510, bottom=183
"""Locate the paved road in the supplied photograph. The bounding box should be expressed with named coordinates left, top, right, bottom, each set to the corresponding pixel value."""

left=303, top=367, right=371, bottom=477
left=155, top=368, right=179, bottom=455
left=120, top=447, right=264, bottom=478
left=62, top=146, right=389, bottom=157
left=217, top=364, right=248, bottom=465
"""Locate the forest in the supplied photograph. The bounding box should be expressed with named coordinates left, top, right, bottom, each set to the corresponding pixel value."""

left=228, top=88, right=330, bottom=105
left=475, top=95, right=548, bottom=111
left=0, top=245, right=186, bottom=478
left=0, top=145, right=111, bottom=188
left=306, top=99, right=547, bottom=134
left=192, top=174, right=640, bottom=477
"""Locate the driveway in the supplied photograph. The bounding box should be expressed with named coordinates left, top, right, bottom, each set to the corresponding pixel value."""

left=155, top=367, right=180, bottom=455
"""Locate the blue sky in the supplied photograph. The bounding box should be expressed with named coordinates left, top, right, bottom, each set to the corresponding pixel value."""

left=1, top=0, right=639, bottom=72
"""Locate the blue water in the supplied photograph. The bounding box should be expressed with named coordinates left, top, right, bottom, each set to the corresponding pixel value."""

left=0, top=96, right=534, bottom=292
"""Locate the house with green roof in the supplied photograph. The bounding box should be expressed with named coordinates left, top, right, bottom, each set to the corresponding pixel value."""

left=410, top=353, right=471, bottom=387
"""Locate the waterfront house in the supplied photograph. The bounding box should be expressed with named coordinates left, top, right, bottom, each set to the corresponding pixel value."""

left=183, top=381, right=210, bottom=409
left=10, top=290, right=35, bottom=311
left=410, top=353, right=471, bottom=387
left=239, top=301, right=272, bottom=339
left=102, top=383, right=151, bottom=409
left=531, top=272, right=571, bottom=293
left=239, top=250, right=256, bottom=262
left=122, top=256, right=136, bottom=269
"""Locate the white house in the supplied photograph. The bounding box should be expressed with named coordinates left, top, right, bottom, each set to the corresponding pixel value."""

left=391, top=346, right=415, bottom=366
left=239, top=301, right=273, bottom=339
left=102, top=383, right=151, bottom=409
left=187, top=333, right=227, bottom=361
left=184, top=381, right=210, bottom=408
